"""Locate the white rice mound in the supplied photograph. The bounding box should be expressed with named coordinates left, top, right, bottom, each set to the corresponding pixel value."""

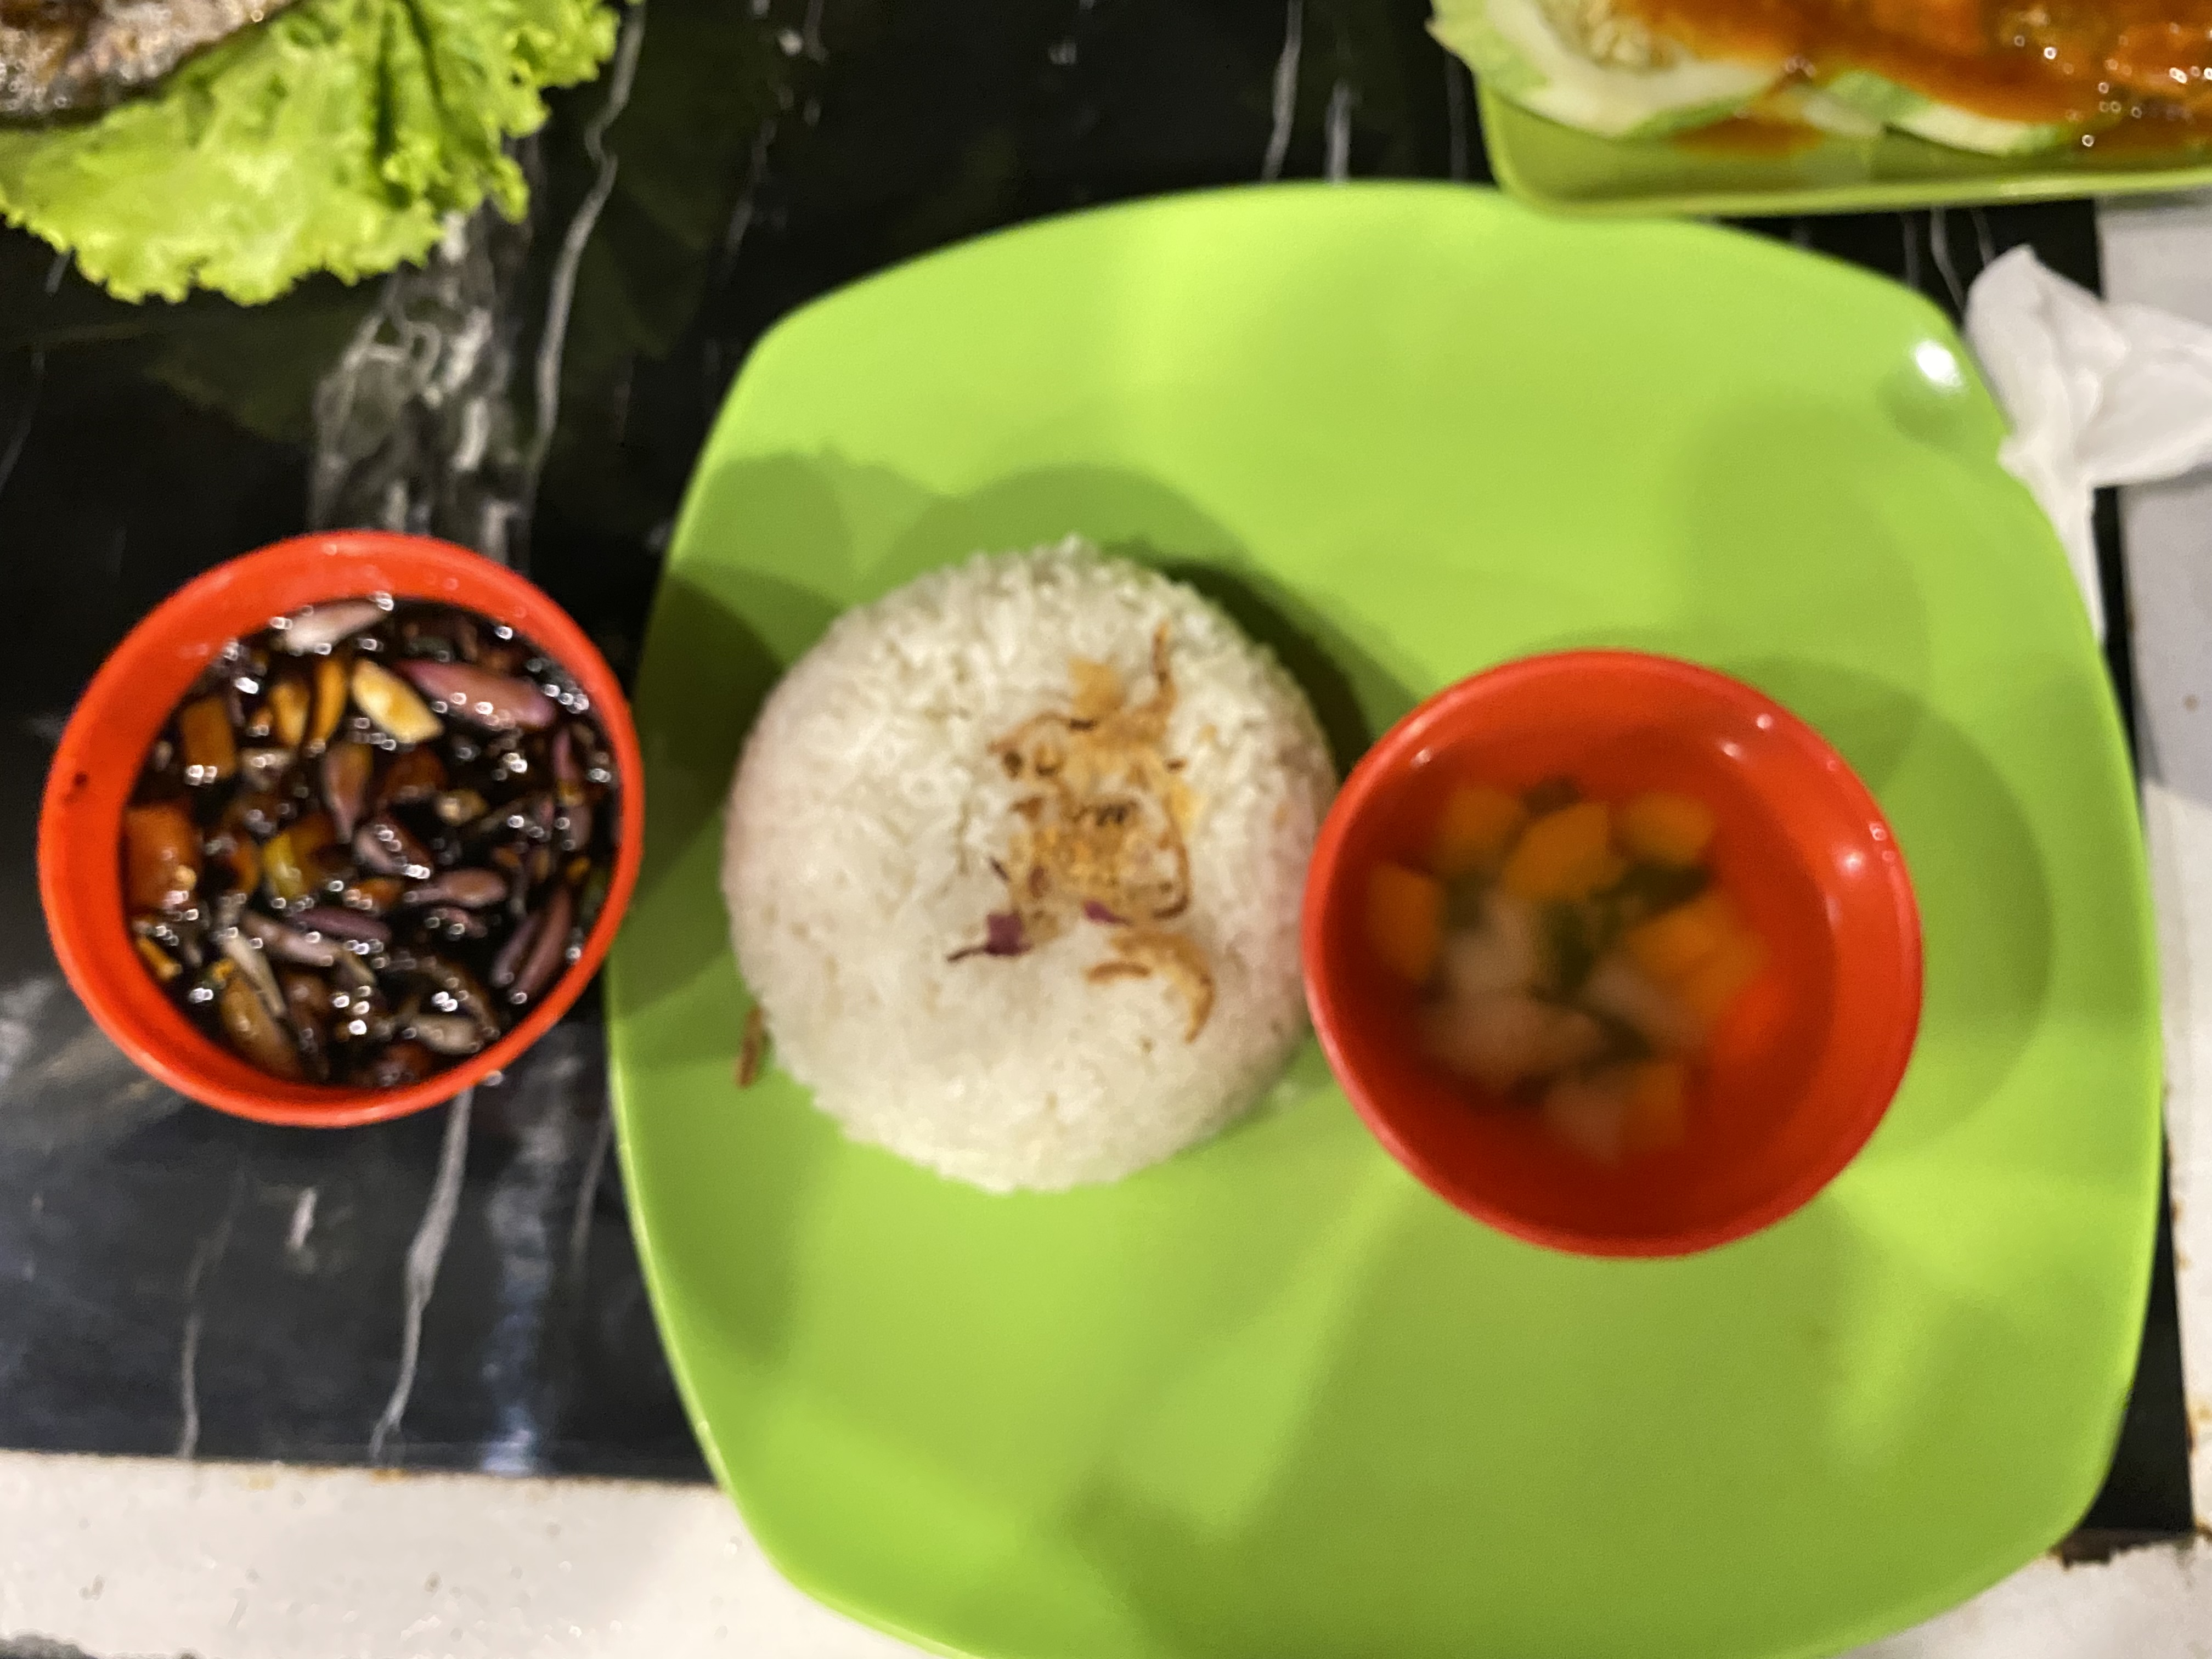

left=720, top=538, right=1335, bottom=1192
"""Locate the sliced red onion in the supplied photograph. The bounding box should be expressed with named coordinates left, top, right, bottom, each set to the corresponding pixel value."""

left=421, top=906, right=489, bottom=940
left=292, top=907, right=392, bottom=946
left=510, top=885, right=575, bottom=1004
left=402, top=868, right=507, bottom=909
left=410, top=1014, right=485, bottom=1057
left=397, top=660, right=560, bottom=731
left=412, top=954, right=502, bottom=1037
left=274, top=600, right=385, bottom=654
left=240, top=911, right=341, bottom=969
left=951, top=911, right=1029, bottom=962
left=490, top=905, right=544, bottom=989
left=1082, top=901, right=1125, bottom=926
left=354, top=814, right=433, bottom=881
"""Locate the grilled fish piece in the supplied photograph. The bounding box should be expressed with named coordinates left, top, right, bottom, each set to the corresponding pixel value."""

left=0, top=0, right=297, bottom=121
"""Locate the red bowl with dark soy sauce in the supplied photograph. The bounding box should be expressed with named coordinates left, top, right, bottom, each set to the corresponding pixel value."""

left=38, top=532, right=644, bottom=1126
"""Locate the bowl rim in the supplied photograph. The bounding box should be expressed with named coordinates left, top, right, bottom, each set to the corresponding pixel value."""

left=1300, top=647, right=1924, bottom=1259
left=36, top=531, right=645, bottom=1127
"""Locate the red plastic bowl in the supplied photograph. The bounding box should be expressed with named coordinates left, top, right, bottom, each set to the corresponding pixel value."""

left=37, top=532, right=644, bottom=1127
left=1301, top=650, right=1921, bottom=1258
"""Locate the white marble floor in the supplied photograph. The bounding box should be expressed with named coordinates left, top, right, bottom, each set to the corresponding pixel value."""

left=5, top=195, right=2211, bottom=1659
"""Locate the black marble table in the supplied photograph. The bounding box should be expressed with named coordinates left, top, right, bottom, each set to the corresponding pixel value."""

left=0, top=0, right=2190, bottom=1553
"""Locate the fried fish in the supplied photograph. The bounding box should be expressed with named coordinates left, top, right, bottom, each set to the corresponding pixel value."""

left=0, top=0, right=298, bottom=121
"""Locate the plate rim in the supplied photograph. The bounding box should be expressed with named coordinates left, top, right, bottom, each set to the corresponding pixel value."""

left=1477, top=84, right=2212, bottom=217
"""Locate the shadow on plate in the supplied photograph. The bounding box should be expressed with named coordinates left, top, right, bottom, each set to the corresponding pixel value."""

left=617, top=563, right=838, bottom=1028
left=1757, top=665, right=2056, bottom=1165
left=1149, top=555, right=1408, bottom=781
left=1501, top=394, right=1940, bottom=793
left=871, top=465, right=1418, bottom=771
left=919, top=1192, right=2049, bottom=1659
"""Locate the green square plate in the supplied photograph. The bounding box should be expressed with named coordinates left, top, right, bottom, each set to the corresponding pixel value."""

left=1480, top=84, right=2212, bottom=216
left=609, top=183, right=2161, bottom=1659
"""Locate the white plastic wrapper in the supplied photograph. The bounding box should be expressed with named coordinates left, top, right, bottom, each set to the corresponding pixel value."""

left=1965, top=245, right=2212, bottom=640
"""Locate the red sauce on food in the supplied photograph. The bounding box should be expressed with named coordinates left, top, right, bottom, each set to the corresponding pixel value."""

left=1675, top=112, right=1830, bottom=153
left=1626, top=0, right=2212, bottom=144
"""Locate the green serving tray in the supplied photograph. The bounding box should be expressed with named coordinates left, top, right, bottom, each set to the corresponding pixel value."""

left=609, top=183, right=2161, bottom=1659
left=1481, top=84, right=2212, bottom=216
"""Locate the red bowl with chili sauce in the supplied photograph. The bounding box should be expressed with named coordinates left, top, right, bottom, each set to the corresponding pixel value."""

left=1301, top=650, right=1921, bottom=1258
left=37, top=532, right=644, bottom=1127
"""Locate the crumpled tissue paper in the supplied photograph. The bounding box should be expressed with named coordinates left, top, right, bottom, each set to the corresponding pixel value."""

left=1964, top=244, right=2212, bottom=640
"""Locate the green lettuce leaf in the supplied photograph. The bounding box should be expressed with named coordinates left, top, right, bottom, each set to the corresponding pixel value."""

left=0, top=0, right=619, bottom=305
